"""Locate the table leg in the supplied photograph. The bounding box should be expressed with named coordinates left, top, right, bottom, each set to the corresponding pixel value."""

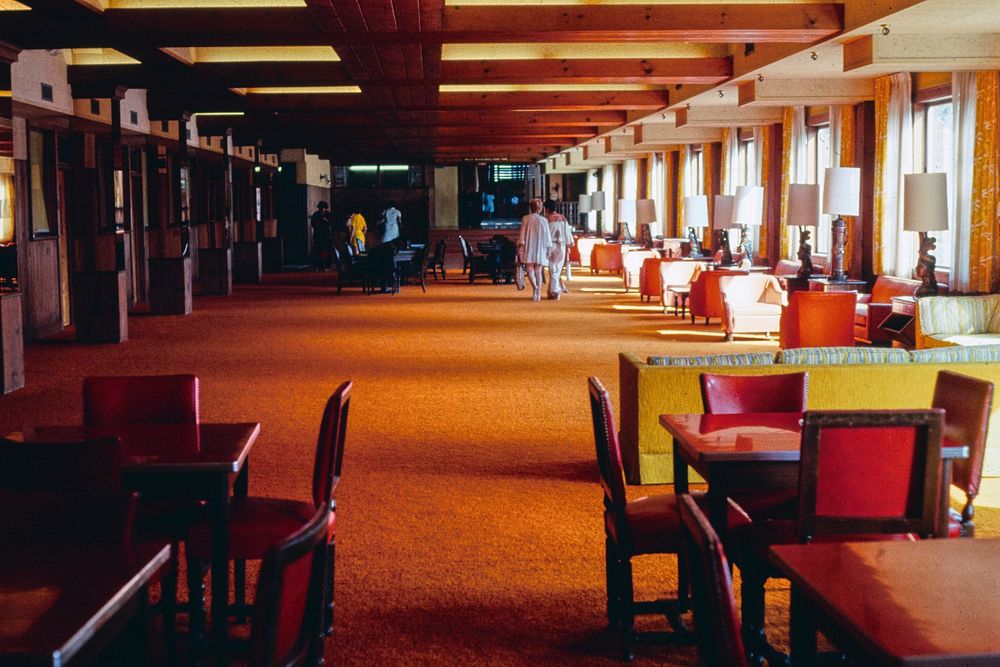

left=937, top=459, right=953, bottom=538
left=210, top=475, right=231, bottom=663
left=789, top=586, right=818, bottom=666
left=707, top=474, right=729, bottom=549
left=234, top=460, right=249, bottom=624
left=672, top=440, right=689, bottom=495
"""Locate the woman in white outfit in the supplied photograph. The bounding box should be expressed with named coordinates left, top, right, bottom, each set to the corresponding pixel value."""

left=381, top=201, right=401, bottom=244
left=544, top=199, right=573, bottom=300
left=518, top=199, right=553, bottom=302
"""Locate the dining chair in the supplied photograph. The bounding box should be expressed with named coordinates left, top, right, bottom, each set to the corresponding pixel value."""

left=429, top=239, right=447, bottom=280
left=932, top=371, right=994, bottom=537
left=737, top=409, right=944, bottom=662
left=588, top=376, right=749, bottom=661
left=677, top=494, right=748, bottom=667
left=249, top=504, right=330, bottom=667
left=187, top=380, right=351, bottom=641
left=458, top=235, right=472, bottom=274
left=699, top=372, right=809, bottom=521
left=83, top=373, right=200, bottom=646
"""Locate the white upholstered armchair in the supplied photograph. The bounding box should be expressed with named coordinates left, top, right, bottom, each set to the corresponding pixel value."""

left=719, top=273, right=787, bottom=341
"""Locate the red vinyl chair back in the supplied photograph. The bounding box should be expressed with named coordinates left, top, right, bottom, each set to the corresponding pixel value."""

left=83, top=374, right=200, bottom=426
left=699, top=372, right=808, bottom=415
left=312, top=381, right=352, bottom=510
left=797, top=409, right=943, bottom=542
left=678, top=494, right=748, bottom=667
left=779, top=291, right=856, bottom=349
left=0, top=435, right=123, bottom=493
left=932, top=371, right=994, bottom=535
left=250, top=505, right=329, bottom=667
left=588, top=376, right=628, bottom=513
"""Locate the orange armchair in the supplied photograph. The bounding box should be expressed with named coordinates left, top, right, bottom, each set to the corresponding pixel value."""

left=591, top=243, right=624, bottom=275
left=689, top=269, right=748, bottom=325
left=779, top=291, right=856, bottom=349
left=638, top=257, right=665, bottom=302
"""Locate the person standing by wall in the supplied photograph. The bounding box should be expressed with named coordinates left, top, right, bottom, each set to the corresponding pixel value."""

left=310, top=201, right=333, bottom=270
left=518, top=198, right=553, bottom=302
left=544, top=199, right=573, bottom=298
left=348, top=210, right=368, bottom=254
left=380, top=201, right=402, bottom=245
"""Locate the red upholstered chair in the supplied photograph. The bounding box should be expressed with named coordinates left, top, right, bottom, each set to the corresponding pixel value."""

left=590, top=243, right=623, bottom=275
left=688, top=269, right=748, bottom=325
left=699, top=372, right=807, bottom=520
left=933, top=371, right=994, bottom=537
left=678, top=494, right=748, bottom=667
left=588, top=376, right=749, bottom=661
left=83, top=374, right=200, bottom=426
left=187, top=381, right=351, bottom=640
left=249, top=505, right=329, bottom=667
left=638, top=257, right=665, bottom=302
left=779, top=291, right=856, bottom=349
left=737, top=409, right=944, bottom=660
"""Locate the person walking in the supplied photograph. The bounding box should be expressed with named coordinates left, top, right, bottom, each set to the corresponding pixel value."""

left=310, top=201, right=333, bottom=270
left=518, top=198, right=553, bottom=302
left=380, top=201, right=402, bottom=245
left=348, top=210, right=368, bottom=254
left=544, top=199, right=573, bottom=298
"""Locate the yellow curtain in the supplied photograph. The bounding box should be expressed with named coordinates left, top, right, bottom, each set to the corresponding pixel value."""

left=702, top=142, right=715, bottom=250
left=0, top=173, right=13, bottom=245
left=970, top=71, right=999, bottom=292
left=759, top=127, right=772, bottom=259
left=840, top=105, right=857, bottom=275
left=779, top=108, right=795, bottom=260
left=676, top=148, right=686, bottom=238
left=719, top=128, right=732, bottom=194
left=872, top=76, right=891, bottom=276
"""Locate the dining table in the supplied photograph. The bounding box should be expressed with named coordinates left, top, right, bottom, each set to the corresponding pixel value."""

left=659, top=412, right=968, bottom=548
left=12, top=422, right=260, bottom=658
left=0, top=542, right=171, bottom=666
left=770, top=537, right=1000, bottom=666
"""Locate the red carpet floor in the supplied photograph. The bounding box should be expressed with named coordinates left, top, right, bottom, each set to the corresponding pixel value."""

left=2, top=268, right=994, bottom=665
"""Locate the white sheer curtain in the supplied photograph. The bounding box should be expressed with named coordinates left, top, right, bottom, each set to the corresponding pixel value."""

left=602, top=163, right=617, bottom=228
left=623, top=159, right=638, bottom=200
left=650, top=152, right=666, bottom=238
left=722, top=129, right=739, bottom=195
left=785, top=106, right=808, bottom=259
left=880, top=72, right=916, bottom=278
left=951, top=71, right=976, bottom=291
left=683, top=145, right=697, bottom=196
left=586, top=168, right=599, bottom=232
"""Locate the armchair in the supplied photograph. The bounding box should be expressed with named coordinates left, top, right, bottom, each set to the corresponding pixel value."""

left=780, top=291, right=856, bottom=349
left=720, top=273, right=786, bottom=341
left=688, top=269, right=748, bottom=326
left=622, top=249, right=659, bottom=291
left=591, top=243, right=624, bottom=275
left=854, top=275, right=921, bottom=345
left=658, top=260, right=705, bottom=314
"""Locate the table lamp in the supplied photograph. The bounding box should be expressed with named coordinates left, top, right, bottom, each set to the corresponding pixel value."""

left=903, top=172, right=948, bottom=296
left=635, top=198, right=657, bottom=248
left=683, top=195, right=709, bottom=259
left=713, top=194, right=736, bottom=265
left=578, top=194, right=592, bottom=232
left=786, top=183, right=820, bottom=279
left=822, top=167, right=860, bottom=281
left=617, top=198, right=636, bottom=242
left=591, top=191, right=606, bottom=237
left=731, top=185, right=764, bottom=267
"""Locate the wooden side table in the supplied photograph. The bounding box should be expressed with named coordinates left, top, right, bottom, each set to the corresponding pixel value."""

left=879, top=295, right=917, bottom=347
left=808, top=277, right=868, bottom=292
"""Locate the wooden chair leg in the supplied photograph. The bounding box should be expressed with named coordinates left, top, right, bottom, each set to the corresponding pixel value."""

left=185, top=556, right=207, bottom=650
left=234, top=559, right=248, bottom=623
left=324, top=541, right=335, bottom=636
left=605, top=538, right=619, bottom=629
left=619, top=558, right=637, bottom=662
left=161, top=562, right=178, bottom=660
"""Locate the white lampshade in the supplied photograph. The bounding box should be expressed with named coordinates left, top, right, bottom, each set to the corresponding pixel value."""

left=590, top=191, right=606, bottom=211
left=713, top=195, right=736, bottom=229
left=786, top=183, right=820, bottom=227
left=578, top=194, right=592, bottom=213
left=683, top=195, right=709, bottom=228
left=617, top=198, right=637, bottom=223
left=822, top=167, right=860, bottom=216
left=635, top=199, right=657, bottom=225
left=903, top=172, right=949, bottom=232
left=731, top=185, right=764, bottom=227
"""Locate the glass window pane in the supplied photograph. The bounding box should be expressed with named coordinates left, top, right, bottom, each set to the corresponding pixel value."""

left=925, top=102, right=953, bottom=268
left=29, top=130, right=56, bottom=236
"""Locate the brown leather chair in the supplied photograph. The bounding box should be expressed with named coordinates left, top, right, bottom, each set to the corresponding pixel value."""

left=678, top=494, right=748, bottom=667
left=779, top=291, right=857, bottom=349
left=933, top=371, right=994, bottom=537
left=588, top=376, right=749, bottom=661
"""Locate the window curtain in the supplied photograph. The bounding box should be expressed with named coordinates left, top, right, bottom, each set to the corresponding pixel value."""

left=0, top=173, right=13, bottom=245
left=720, top=128, right=739, bottom=195
left=753, top=126, right=768, bottom=256
left=586, top=168, right=599, bottom=233
left=780, top=106, right=807, bottom=260
left=602, top=163, right=617, bottom=230
left=970, top=71, right=999, bottom=292
left=702, top=143, right=717, bottom=250
left=834, top=106, right=857, bottom=275
left=874, top=73, right=916, bottom=277
left=676, top=145, right=695, bottom=237
left=951, top=72, right=977, bottom=292
left=650, top=152, right=666, bottom=238
left=623, top=159, right=638, bottom=200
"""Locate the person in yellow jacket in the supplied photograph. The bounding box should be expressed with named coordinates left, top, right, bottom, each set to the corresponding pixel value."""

left=347, top=211, right=367, bottom=253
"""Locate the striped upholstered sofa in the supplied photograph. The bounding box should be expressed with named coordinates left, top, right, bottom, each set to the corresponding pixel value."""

left=916, top=294, right=1000, bottom=348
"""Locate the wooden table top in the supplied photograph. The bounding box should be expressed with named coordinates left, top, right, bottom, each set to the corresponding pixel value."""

left=770, top=538, right=1000, bottom=665
left=659, top=412, right=968, bottom=463
left=0, top=543, right=170, bottom=666
left=15, top=423, right=260, bottom=474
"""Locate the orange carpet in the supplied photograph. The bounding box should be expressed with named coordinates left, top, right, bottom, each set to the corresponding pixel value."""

left=1, top=268, right=994, bottom=665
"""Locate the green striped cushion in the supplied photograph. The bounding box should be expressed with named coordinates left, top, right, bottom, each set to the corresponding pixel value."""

left=777, top=346, right=911, bottom=365
left=647, top=352, right=777, bottom=366
left=910, top=345, right=1000, bottom=363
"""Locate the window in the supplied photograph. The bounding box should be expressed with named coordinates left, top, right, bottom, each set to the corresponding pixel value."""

left=805, top=125, right=833, bottom=254
left=918, top=100, right=953, bottom=268
left=737, top=137, right=755, bottom=188
left=489, top=164, right=527, bottom=182
left=28, top=129, right=58, bottom=238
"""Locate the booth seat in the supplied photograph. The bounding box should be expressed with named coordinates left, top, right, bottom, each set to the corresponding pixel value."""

left=854, top=275, right=922, bottom=344
left=619, top=345, right=1000, bottom=484
left=916, top=294, right=1000, bottom=348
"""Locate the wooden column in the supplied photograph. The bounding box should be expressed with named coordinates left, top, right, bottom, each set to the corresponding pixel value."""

left=200, top=129, right=233, bottom=295
left=148, top=113, right=193, bottom=315
left=0, top=44, right=24, bottom=392
left=234, top=139, right=263, bottom=284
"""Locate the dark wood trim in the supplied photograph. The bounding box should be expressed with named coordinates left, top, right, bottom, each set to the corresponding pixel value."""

left=765, top=122, right=782, bottom=267
left=914, top=83, right=951, bottom=105
left=856, top=101, right=875, bottom=280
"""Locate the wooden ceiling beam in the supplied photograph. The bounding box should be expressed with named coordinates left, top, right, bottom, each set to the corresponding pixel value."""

left=843, top=33, right=1000, bottom=73
left=440, top=58, right=731, bottom=85
left=737, top=77, right=874, bottom=106
left=437, top=90, right=668, bottom=111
